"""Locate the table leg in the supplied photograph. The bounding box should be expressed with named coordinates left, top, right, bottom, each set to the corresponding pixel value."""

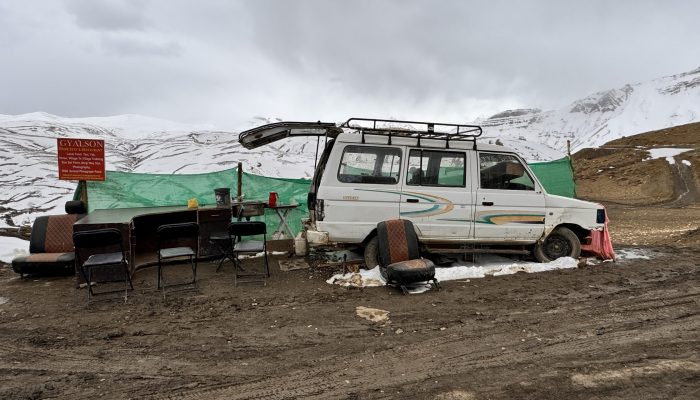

left=278, top=208, right=296, bottom=238
left=271, top=208, right=296, bottom=238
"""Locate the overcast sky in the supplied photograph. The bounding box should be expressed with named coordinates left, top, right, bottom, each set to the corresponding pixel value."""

left=1, top=0, right=699, bottom=128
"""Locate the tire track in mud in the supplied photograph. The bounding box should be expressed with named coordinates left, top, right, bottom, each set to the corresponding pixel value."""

left=667, top=154, right=700, bottom=207
left=146, top=288, right=700, bottom=399
left=2, top=254, right=698, bottom=398
left=159, top=320, right=698, bottom=400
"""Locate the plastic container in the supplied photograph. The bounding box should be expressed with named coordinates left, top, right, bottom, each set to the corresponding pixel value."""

left=268, top=192, right=278, bottom=207
left=294, top=232, right=307, bottom=256
left=214, top=188, right=231, bottom=207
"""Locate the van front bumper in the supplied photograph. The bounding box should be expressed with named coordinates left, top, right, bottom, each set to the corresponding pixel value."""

left=306, top=229, right=330, bottom=246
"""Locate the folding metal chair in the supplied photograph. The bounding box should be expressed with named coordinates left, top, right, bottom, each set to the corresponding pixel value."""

left=228, top=221, right=270, bottom=286
left=157, top=222, right=199, bottom=295
left=210, top=205, right=245, bottom=272
left=73, top=228, right=133, bottom=304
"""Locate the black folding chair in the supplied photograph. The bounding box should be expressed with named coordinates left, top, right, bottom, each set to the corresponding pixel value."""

left=228, top=221, right=270, bottom=286
left=73, top=228, right=133, bottom=304
left=210, top=205, right=245, bottom=272
left=157, top=222, right=199, bottom=295
left=210, top=230, right=234, bottom=272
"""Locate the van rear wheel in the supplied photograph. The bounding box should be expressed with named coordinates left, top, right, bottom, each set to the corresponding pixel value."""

left=534, top=227, right=581, bottom=262
left=363, top=236, right=379, bottom=269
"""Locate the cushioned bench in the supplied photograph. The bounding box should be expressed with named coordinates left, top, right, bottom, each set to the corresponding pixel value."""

left=12, top=201, right=86, bottom=277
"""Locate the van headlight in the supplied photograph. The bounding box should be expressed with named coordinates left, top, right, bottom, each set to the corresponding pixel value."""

left=596, top=209, right=606, bottom=224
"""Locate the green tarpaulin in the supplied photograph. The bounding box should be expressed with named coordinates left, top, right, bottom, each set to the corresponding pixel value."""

left=82, top=168, right=311, bottom=237
left=528, top=157, right=577, bottom=198
left=77, top=157, right=575, bottom=237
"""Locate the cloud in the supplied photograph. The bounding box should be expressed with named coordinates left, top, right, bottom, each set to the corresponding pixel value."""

left=240, top=0, right=700, bottom=109
left=0, top=0, right=699, bottom=127
left=100, top=34, right=181, bottom=57
left=64, top=0, right=151, bottom=32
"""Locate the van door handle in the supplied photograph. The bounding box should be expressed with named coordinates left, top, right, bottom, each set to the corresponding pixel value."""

left=406, top=198, right=419, bottom=203
left=482, top=201, right=494, bottom=206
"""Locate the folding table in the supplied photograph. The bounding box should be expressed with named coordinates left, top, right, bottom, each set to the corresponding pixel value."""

left=266, top=203, right=299, bottom=239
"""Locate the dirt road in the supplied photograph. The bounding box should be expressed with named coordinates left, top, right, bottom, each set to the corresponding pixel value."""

left=1, top=233, right=698, bottom=399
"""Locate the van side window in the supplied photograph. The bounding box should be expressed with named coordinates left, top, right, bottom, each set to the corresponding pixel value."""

left=406, top=149, right=465, bottom=187
left=479, top=153, right=535, bottom=190
left=337, top=145, right=402, bottom=184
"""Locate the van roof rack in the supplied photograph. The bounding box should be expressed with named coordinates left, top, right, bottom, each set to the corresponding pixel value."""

left=341, top=117, right=482, bottom=149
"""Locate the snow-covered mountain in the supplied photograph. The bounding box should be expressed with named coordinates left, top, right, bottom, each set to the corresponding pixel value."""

left=0, top=113, right=319, bottom=228
left=1, top=66, right=700, bottom=228
left=477, top=67, right=700, bottom=154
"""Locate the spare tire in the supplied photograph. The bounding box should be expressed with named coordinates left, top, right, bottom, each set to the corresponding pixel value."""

left=363, top=236, right=379, bottom=269
left=534, top=226, right=581, bottom=262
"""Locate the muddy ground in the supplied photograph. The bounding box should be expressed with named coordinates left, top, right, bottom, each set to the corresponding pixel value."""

left=0, top=202, right=698, bottom=400
left=1, top=124, right=699, bottom=399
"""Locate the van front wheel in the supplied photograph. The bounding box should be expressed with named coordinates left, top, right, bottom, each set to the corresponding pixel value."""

left=363, top=236, right=379, bottom=269
left=534, top=227, right=581, bottom=262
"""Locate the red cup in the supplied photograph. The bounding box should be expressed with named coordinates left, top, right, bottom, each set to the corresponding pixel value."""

left=268, top=192, right=278, bottom=207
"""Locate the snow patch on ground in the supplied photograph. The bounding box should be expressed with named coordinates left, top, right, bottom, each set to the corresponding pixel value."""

left=645, top=148, right=693, bottom=164
left=0, top=297, right=8, bottom=305
left=327, top=255, right=579, bottom=293
left=616, top=248, right=653, bottom=260
left=0, top=236, right=29, bottom=264
left=682, top=159, right=692, bottom=166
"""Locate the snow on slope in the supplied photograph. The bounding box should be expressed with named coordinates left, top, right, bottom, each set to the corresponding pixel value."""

left=0, top=114, right=321, bottom=227
left=1, top=66, right=700, bottom=228
left=477, top=67, right=700, bottom=156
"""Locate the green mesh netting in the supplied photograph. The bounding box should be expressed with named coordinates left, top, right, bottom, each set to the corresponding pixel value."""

left=78, top=157, right=575, bottom=237
left=85, top=168, right=311, bottom=238
left=528, top=157, right=576, bottom=198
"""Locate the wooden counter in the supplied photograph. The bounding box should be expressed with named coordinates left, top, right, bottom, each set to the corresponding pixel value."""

left=73, top=205, right=232, bottom=278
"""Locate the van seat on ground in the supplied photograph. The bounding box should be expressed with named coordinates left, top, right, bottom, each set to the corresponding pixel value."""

left=11, top=202, right=86, bottom=277
left=377, top=219, right=439, bottom=294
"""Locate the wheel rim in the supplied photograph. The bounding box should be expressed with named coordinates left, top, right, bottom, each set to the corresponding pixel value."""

left=543, top=234, right=572, bottom=259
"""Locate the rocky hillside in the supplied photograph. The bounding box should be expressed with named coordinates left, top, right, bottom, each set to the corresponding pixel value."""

left=573, top=122, right=700, bottom=205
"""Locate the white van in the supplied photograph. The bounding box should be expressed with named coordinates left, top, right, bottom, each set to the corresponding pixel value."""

left=240, top=118, right=605, bottom=266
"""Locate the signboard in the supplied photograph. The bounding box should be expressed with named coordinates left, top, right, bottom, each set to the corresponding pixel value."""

left=57, top=138, right=106, bottom=181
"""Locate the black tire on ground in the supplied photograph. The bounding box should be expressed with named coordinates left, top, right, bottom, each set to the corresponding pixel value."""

left=363, top=236, right=379, bottom=269
left=534, top=226, right=581, bottom=263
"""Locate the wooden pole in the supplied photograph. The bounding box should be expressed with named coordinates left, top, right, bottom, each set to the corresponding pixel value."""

left=236, top=162, right=243, bottom=201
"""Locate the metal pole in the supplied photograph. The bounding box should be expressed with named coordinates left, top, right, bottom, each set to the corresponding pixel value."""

left=236, top=162, right=243, bottom=201
left=314, top=136, right=320, bottom=169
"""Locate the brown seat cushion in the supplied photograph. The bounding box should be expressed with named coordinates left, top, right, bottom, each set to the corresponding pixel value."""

left=12, top=253, right=75, bottom=276
left=386, top=258, right=435, bottom=285
left=377, top=219, right=421, bottom=266
left=377, top=219, right=436, bottom=286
